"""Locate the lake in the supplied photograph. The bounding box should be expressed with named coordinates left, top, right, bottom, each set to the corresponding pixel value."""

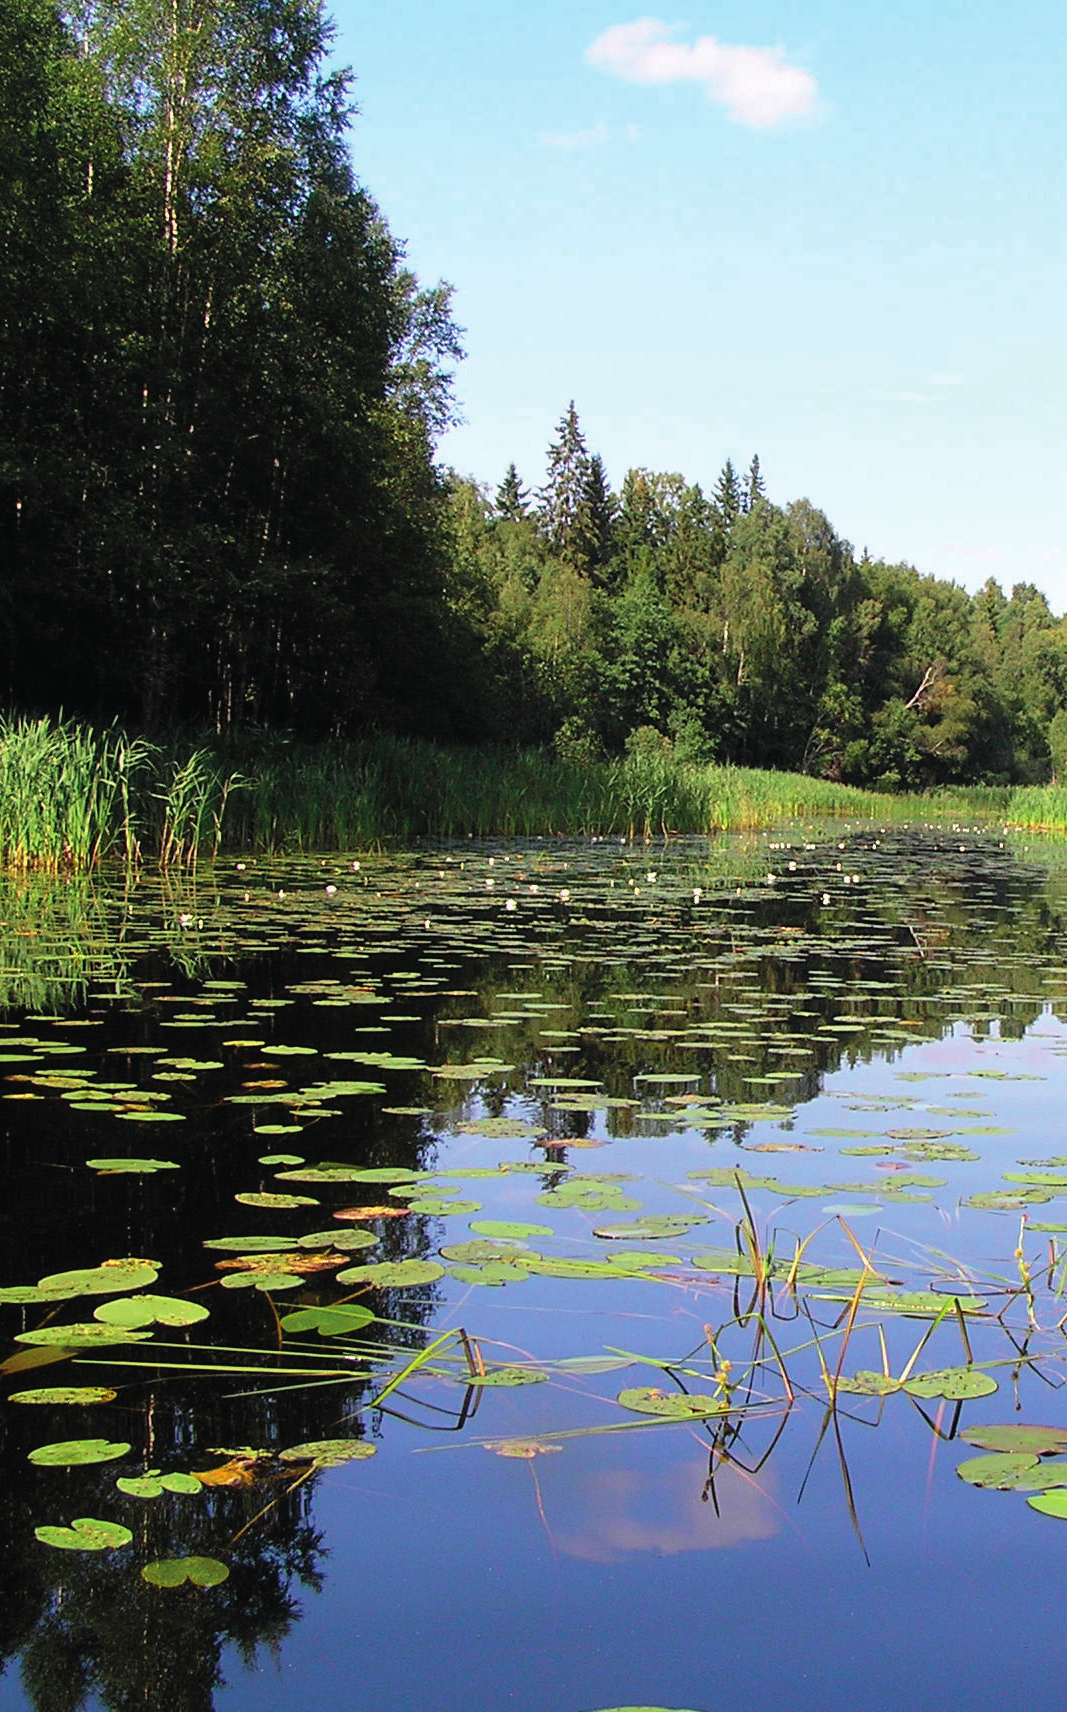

left=3, top=824, right=1067, bottom=1712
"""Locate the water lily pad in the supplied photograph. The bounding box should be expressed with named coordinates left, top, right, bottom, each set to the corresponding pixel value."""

left=235, top=1192, right=320, bottom=1209
left=37, top=1259, right=160, bottom=1295
left=142, top=1555, right=229, bottom=1585
left=1028, top=1490, right=1067, bottom=1520
left=93, top=1295, right=210, bottom=1329
left=334, top=1260, right=444, bottom=1287
left=279, top=1439, right=377, bottom=1466
left=834, top=1371, right=901, bottom=1396
left=903, top=1368, right=998, bottom=1399
left=593, top=1216, right=698, bottom=1240
left=440, top=1240, right=530, bottom=1263
left=961, top=1424, right=1067, bottom=1455
left=29, top=1438, right=131, bottom=1466
left=448, top=1261, right=530, bottom=1285
left=466, top=1366, right=547, bottom=1387
left=0, top=1284, right=81, bottom=1305
left=204, top=1235, right=302, bottom=1253
left=86, top=1158, right=180, bottom=1173
left=36, top=1517, right=133, bottom=1551
left=467, top=1220, right=554, bottom=1240
left=220, top=1271, right=304, bottom=1292
left=280, top=1305, right=377, bottom=1335
left=485, top=1439, right=562, bottom=1458
left=118, top=1471, right=203, bottom=1498
left=616, top=1387, right=728, bottom=1419
left=10, top=1386, right=117, bottom=1405
left=956, top=1452, right=1043, bottom=1488
left=16, top=1324, right=154, bottom=1348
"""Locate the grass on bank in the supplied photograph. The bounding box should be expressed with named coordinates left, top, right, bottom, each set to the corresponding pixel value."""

left=0, top=713, right=1059, bottom=870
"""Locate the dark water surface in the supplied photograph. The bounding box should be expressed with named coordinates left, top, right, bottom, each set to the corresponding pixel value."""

left=2, top=826, right=1067, bottom=1711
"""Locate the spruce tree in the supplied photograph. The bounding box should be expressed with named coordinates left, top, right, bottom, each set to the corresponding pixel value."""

left=745, top=453, right=766, bottom=511
left=713, top=458, right=743, bottom=528
left=538, top=402, right=590, bottom=562
left=576, top=452, right=616, bottom=580
left=495, top=462, right=529, bottom=522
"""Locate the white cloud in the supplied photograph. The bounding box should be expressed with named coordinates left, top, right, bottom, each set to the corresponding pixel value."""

left=538, top=120, right=610, bottom=149
left=586, top=17, right=818, bottom=128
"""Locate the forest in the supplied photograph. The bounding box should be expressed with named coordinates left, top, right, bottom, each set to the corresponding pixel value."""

left=4, top=0, right=1067, bottom=795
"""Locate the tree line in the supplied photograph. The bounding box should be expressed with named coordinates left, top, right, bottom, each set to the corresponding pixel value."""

left=3, top=0, right=1066, bottom=790
left=446, top=404, right=1067, bottom=789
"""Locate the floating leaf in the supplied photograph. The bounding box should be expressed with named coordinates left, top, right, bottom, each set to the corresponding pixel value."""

left=10, top=1386, right=117, bottom=1405
left=440, top=1240, right=530, bottom=1264
left=86, top=1157, right=181, bottom=1174
left=36, top=1517, right=133, bottom=1552
left=279, top=1439, right=377, bottom=1466
left=37, top=1259, right=159, bottom=1296
left=142, top=1555, right=229, bottom=1586
left=93, top=1295, right=209, bottom=1329
left=1028, top=1490, right=1067, bottom=1520
left=448, top=1261, right=529, bottom=1285
left=204, top=1235, right=302, bottom=1252
left=903, top=1368, right=998, bottom=1400
left=616, top=1387, right=728, bottom=1419
left=485, top=1440, right=562, bottom=1458
left=834, top=1371, right=901, bottom=1396
left=956, top=1453, right=1044, bottom=1489
left=29, top=1438, right=130, bottom=1466
left=234, top=1192, right=320, bottom=1209
left=16, top=1324, right=154, bottom=1348
left=0, top=1284, right=81, bottom=1305
left=466, top=1366, right=547, bottom=1387
left=280, top=1305, right=376, bottom=1336
left=962, top=1424, right=1067, bottom=1455
left=594, top=1216, right=698, bottom=1240
left=117, top=1472, right=203, bottom=1498
left=334, top=1260, right=444, bottom=1287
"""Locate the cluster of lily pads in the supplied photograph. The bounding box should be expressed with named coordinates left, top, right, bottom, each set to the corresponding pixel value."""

left=5, top=825, right=1067, bottom=1601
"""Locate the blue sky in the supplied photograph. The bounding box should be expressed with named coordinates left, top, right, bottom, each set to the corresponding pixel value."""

left=328, top=0, right=1067, bottom=607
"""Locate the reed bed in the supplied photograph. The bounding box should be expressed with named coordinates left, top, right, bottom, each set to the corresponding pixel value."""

left=0, top=715, right=1033, bottom=869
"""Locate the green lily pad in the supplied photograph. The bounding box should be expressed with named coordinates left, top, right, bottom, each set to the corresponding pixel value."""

left=280, top=1305, right=377, bottom=1335
left=0, top=1284, right=81, bottom=1305
left=616, top=1387, right=729, bottom=1419
left=961, top=1424, right=1067, bottom=1455
left=834, top=1371, right=901, bottom=1396
left=279, top=1439, right=377, bottom=1466
left=1028, top=1490, right=1067, bottom=1520
left=593, top=1216, right=698, bottom=1240
left=334, top=1260, right=445, bottom=1287
left=817, top=1290, right=987, bottom=1317
left=467, top=1221, right=554, bottom=1240
left=466, top=1366, right=548, bottom=1387
left=440, top=1240, right=530, bottom=1264
left=37, top=1259, right=160, bottom=1295
left=220, top=1271, right=304, bottom=1292
left=956, top=1452, right=1042, bottom=1488
left=93, top=1295, right=210, bottom=1328
left=86, top=1157, right=181, bottom=1173
left=36, top=1517, right=133, bottom=1551
left=16, top=1324, right=154, bottom=1348
left=117, top=1471, right=203, bottom=1498
left=448, top=1261, right=530, bottom=1285
left=10, top=1386, right=117, bottom=1405
left=29, top=1438, right=131, bottom=1466
left=235, top=1192, right=320, bottom=1209
left=142, top=1555, right=229, bottom=1586
left=903, top=1368, right=998, bottom=1399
